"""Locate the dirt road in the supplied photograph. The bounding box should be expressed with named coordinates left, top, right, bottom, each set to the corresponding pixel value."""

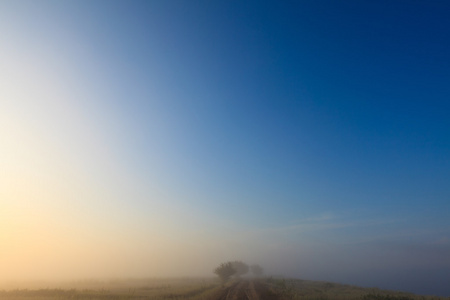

left=211, top=279, right=279, bottom=300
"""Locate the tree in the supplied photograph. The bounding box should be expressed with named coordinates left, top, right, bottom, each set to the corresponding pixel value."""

left=231, top=261, right=249, bottom=277
left=250, top=264, right=264, bottom=277
left=214, top=262, right=236, bottom=282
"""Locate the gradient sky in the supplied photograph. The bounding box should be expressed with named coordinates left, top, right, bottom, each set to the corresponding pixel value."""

left=1, top=0, right=449, bottom=296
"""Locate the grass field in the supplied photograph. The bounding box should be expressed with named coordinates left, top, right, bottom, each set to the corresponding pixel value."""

left=0, top=278, right=220, bottom=300
left=266, top=278, right=449, bottom=300
left=0, top=278, right=448, bottom=300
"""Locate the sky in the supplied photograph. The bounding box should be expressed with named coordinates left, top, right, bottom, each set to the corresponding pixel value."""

left=1, top=0, right=449, bottom=296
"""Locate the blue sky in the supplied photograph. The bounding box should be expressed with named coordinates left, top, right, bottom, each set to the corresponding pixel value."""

left=1, top=0, right=449, bottom=296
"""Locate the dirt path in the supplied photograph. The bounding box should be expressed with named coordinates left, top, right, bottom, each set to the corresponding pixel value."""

left=211, top=279, right=279, bottom=300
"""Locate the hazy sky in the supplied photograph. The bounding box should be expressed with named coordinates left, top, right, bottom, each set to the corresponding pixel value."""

left=1, top=0, right=449, bottom=296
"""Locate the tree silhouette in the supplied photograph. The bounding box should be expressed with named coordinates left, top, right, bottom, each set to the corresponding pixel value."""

left=214, top=262, right=236, bottom=282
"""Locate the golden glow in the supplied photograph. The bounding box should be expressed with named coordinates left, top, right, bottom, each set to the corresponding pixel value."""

left=0, top=20, right=248, bottom=282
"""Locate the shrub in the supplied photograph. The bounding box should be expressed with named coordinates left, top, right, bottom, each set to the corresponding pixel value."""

left=214, top=262, right=236, bottom=282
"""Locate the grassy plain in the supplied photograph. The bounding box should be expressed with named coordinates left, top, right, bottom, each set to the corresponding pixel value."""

left=1, top=278, right=448, bottom=300
left=266, top=278, right=449, bottom=300
left=0, top=278, right=220, bottom=300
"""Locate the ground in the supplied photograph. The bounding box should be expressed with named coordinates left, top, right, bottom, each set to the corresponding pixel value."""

left=1, top=278, right=448, bottom=300
left=211, top=279, right=279, bottom=300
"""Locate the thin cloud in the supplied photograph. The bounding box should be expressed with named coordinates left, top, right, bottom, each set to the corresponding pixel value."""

left=257, top=212, right=401, bottom=236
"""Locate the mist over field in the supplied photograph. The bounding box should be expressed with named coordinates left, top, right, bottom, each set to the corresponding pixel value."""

left=1, top=1, right=450, bottom=297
